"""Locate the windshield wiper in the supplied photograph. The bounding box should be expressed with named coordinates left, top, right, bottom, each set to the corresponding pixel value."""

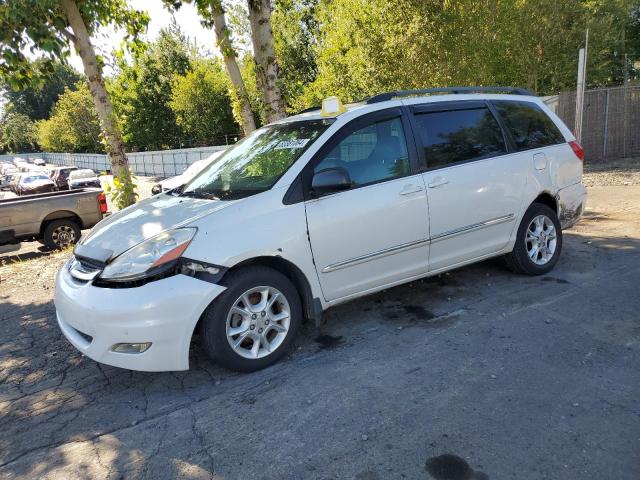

left=180, top=190, right=220, bottom=200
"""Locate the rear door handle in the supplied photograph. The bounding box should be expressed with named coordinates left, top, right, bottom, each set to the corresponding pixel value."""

left=399, top=184, right=424, bottom=196
left=428, top=177, right=449, bottom=188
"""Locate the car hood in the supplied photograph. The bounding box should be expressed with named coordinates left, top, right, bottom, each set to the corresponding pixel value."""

left=24, top=179, right=53, bottom=188
left=79, top=194, right=236, bottom=260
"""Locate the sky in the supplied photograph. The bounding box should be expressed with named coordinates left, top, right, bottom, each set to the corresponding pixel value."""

left=67, top=0, right=218, bottom=73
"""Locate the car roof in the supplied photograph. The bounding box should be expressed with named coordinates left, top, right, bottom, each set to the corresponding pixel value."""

left=283, top=87, right=538, bottom=123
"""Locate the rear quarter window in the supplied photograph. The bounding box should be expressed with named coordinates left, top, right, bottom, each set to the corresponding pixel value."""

left=493, top=100, right=565, bottom=151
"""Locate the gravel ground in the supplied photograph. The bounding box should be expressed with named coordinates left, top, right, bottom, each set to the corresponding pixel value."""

left=582, top=157, right=640, bottom=187
left=0, top=167, right=639, bottom=480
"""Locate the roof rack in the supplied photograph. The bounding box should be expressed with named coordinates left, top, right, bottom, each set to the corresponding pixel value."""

left=366, top=86, right=534, bottom=104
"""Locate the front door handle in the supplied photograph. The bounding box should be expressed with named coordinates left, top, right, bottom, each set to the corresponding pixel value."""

left=399, top=184, right=424, bottom=196
left=428, top=176, right=449, bottom=188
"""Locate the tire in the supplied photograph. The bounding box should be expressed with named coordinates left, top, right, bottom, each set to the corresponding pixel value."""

left=43, top=219, right=81, bottom=250
left=201, top=266, right=302, bottom=372
left=505, top=202, right=562, bottom=275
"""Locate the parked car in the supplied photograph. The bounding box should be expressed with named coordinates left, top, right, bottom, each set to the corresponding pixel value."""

left=16, top=173, right=56, bottom=195
left=0, top=167, right=19, bottom=191
left=0, top=162, right=13, bottom=174
left=151, top=151, right=225, bottom=195
left=55, top=87, right=587, bottom=373
left=0, top=188, right=107, bottom=249
left=51, top=166, right=78, bottom=190
left=33, top=158, right=46, bottom=166
left=12, top=157, right=26, bottom=166
left=9, top=173, right=22, bottom=193
left=68, top=169, right=100, bottom=189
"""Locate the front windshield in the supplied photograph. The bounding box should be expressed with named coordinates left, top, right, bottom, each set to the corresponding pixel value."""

left=24, top=175, right=49, bottom=183
left=181, top=119, right=333, bottom=200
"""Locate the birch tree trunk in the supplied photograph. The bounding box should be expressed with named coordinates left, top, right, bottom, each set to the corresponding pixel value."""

left=211, top=3, right=256, bottom=135
left=247, top=0, right=287, bottom=123
left=60, top=0, right=135, bottom=206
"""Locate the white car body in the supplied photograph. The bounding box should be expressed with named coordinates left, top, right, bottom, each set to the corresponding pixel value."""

left=154, top=151, right=225, bottom=194
left=55, top=91, right=587, bottom=371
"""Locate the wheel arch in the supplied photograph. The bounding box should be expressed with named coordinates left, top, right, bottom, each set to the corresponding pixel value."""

left=531, top=191, right=558, bottom=213
left=225, top=256, right=321, bottom=324
left=40, top=210, right=83, bottom=237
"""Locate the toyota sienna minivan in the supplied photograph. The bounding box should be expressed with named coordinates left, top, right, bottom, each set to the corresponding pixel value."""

left=55, top=87, right=587, bottom=372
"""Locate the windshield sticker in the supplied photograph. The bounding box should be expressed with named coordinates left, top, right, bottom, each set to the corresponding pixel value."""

left=274, top=139, right=310, bottom=150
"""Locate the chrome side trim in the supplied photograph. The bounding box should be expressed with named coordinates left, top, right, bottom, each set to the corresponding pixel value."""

left=322, top=238, right=430, bottom=273
left=321, top=213, right=514, bottom=274
left=430, top=213, right=515, bottom=243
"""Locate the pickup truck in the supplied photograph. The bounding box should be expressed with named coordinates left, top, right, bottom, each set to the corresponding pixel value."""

left=0, top=188, right=107, bottom=249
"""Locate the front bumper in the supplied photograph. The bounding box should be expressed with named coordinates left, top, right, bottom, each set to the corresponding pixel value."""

left=557, top=182, right=587, bottom=229
left=54, top=265, right=225, bottom=371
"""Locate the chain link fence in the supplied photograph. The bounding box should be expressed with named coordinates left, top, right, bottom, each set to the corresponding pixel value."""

left=555, top=85, right=640, bottom=162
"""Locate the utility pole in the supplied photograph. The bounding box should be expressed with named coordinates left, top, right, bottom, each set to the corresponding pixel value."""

left=575, top=29, right=589, bottom=143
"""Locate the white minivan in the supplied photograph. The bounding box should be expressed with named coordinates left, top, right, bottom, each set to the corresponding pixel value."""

left=55, top=88, right=587, bottom=372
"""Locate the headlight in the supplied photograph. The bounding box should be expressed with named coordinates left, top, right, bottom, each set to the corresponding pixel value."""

left=100, top=228, right=196, bottom=282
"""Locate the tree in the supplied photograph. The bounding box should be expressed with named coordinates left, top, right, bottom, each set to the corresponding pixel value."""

left=165, top=0, right=257, bottom=135
left=111, top=27, right=193, bottom=151
left=0, top=60, right=82, bottom=121
left=37, top=83, right=103, bottom=153
left=247, top=0, right=286, bottom=122
left=272, top=0, right=320, bottom=112
left=0, top=110, right=38, bottom=153
left=0, top=0, right=148, bottom=207
left=169, top=60, right=239, bottom=146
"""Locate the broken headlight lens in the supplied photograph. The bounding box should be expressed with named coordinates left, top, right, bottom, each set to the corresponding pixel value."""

left=100, top=228, right=196, bottom=282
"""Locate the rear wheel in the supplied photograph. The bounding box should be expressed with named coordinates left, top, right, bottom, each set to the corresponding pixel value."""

left=506, top=203, right=562, bottom=275
left=43, top=219, right=80, bottom=250
left=201, top=266, right=302, bottom=372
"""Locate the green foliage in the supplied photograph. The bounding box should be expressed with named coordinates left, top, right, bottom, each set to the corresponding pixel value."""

left=169, top=59, right=239, bottom=146
left=37, top=83, right=103, bottom=153
left=0, top=110, right=38, bottom=153
left=0, top=60, right=82, bottom=120
left=0, top=0, right=148, bottom=90
left=272, top=0, right=320, bottom=112
left=104, top=169, right=139, bottom=211
left=110, top=26, right=193, bottom=151
left=300, top=0, right=640, bottom=105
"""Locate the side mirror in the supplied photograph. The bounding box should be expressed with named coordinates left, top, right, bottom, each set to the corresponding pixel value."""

left=311, top=167, right=351, bottom=195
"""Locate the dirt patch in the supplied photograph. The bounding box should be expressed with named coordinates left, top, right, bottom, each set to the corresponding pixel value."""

left=582, top=157, right=640, bottom=187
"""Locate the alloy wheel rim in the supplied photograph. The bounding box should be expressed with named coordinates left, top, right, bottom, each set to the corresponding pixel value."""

left=226, top=286, right=291, bottom=360
left=52, top=225, right=76, bottom=248
left=525, top=214, right=557, bottom=265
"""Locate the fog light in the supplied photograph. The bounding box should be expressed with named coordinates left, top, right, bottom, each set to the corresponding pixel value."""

left=111, top=342, right=152, bottom=354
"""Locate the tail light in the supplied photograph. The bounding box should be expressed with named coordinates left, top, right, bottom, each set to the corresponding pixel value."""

left=97, top=192, right=108, bottom=214
left=569, top=141, right=585, bottom=162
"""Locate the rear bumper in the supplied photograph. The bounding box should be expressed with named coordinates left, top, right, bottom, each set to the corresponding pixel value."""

left=557, top=182, right=587, bottom=229
left=54, top=264, right=226, bottom=371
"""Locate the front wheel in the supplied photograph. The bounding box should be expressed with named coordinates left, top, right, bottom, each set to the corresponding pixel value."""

left=506, top=203, right=562, bottom=275
left=201, top=266, right=302, bottom=372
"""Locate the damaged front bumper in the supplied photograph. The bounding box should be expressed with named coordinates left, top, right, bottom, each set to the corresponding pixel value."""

left=54, top=265, right=226, bottom=372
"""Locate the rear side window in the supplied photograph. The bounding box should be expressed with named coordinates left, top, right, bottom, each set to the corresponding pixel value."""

left=493, top=100, right=565, bottom=150
left=413, top=107, right=506, bottom=169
